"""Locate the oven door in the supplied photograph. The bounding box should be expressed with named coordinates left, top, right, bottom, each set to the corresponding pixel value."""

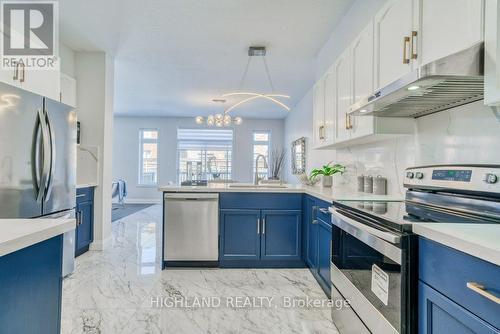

left=329, top=206, right=408, bottom=334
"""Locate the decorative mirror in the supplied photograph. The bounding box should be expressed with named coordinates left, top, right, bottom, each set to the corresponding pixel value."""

left=291, top=137, right=306, bottom=175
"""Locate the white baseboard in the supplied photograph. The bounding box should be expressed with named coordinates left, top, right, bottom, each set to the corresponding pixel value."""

left=112, top=198, right=162, bottom=204
left=89, top=236, right=112, bottom=251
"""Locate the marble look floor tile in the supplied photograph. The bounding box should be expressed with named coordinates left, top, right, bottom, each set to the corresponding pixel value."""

left=61, top=205, right=338, bottom=334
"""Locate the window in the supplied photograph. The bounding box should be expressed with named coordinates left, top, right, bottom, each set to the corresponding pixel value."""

left=253, top=131, right=271, bottom=180
left=177, top=129, right=233, bottom=182
left=138, top=129, right=158, bottom=185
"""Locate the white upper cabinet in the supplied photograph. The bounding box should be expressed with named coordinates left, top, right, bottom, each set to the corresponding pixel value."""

left=419, top=0, right=483, bottom=66
left=312, top=79, right=326, bottom=148
left=323, top=67, right=336, bottom=146
left=350, top=22, right=375, bottom=139
left=0, top=66, right=21, bottom=88
left=334, top=48, right=352, bottom=143
left=374, top=0, right=416, bottom=90
left=60, top=73, right=77, bottom=107
left=20, top=68, right=60, bottom=102
left=485, top=0, right=500, bottom=106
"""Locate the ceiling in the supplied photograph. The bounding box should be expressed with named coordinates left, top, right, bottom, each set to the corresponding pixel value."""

left=59, top=0, right=354, bottom=119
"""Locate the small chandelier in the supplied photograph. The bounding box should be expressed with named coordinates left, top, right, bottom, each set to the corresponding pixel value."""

left=195, top=114, right=242, bottom=127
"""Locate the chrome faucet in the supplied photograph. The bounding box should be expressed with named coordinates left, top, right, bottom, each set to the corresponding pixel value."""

left=254, top=154, right=268, bottom=185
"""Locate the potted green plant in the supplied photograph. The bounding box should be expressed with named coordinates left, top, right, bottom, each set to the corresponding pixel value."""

left=310, top=162, right=346, bottom=187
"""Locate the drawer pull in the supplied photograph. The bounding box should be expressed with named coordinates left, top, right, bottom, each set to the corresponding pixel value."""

left=318, top=208, right=330, bottom=214
left=467, top=282, right=500, bottom=304
left=76, top=194, right=86, bottom=198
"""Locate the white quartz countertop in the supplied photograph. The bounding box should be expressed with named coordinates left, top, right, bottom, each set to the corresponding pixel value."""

left=77, top=182, right=98, bottom=189
left=413, top=223, right=500, bottom=266
left=158, top=184, right=403, bottom=203
left=0, top=219, right=75, bottom=257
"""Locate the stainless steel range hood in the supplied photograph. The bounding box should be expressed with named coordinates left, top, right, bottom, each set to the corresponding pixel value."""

left=349, top=43, right=484, bottom=118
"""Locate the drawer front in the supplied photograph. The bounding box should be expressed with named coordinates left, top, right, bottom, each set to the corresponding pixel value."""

left=419, top=238, right=500, bottom=329
left=316, top=201, right=332, bottom=226
left=76, top=187, right=94, bottom=204
left=419, top=280, right=499, bottom=334
left=219, top=193, right=301, bottom=210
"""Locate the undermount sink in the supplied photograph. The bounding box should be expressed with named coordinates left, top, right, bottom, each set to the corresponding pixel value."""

left=228, top=183, right=288, bottom=189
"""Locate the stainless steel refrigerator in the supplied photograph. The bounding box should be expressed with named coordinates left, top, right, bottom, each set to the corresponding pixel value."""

left=0, top=82, right=77, bottom=276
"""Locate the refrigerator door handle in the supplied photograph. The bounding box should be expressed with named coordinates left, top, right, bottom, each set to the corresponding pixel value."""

left=37, top=108, right=51, bottom=203
left=44, top=106, right=56, bottom=202
left=31, top=111, right=42, bottom=200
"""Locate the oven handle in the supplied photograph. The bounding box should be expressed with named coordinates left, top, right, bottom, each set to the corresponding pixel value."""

left=329, top=207, right=401, bottom=244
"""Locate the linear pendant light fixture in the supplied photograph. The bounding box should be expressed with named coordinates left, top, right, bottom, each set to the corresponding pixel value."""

left=195, top=46, right=290, bottom=126
left=223, top=46, right=290, bottom=114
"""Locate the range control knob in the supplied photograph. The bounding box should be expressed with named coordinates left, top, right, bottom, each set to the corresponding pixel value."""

left=415, top=172, right=424, bottom=180
left=406, top=172, right=415, bottom=179
left=484, top=173, right=498, bottom=184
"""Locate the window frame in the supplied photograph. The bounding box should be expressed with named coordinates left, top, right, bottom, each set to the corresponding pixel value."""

left=252, top=130, right=272, bottom=178
left=176, top=128, right=234, bottom=183
left=138, top=128, right=159, bottom=186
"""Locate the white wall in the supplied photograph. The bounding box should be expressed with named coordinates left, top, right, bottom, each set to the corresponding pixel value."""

left=75, top=52, right=115, bottom=250
left=284, top=0, right=500, bottom=196
left=113, top=117, right=285, bottom=202
left=59, top=43, right=76, bottom=76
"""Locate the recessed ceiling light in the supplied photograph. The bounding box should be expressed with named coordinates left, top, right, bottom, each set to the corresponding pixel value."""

left=359, top=109, right=368, bottom=113
left=407, top=85, right=420, bottom=91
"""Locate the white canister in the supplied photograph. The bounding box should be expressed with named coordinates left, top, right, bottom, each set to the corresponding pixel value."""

left=373, top=176, right=387, bottom=195
left=357, top=175, right=365, bottom=192
left=364, top=175, right=373, bottom=193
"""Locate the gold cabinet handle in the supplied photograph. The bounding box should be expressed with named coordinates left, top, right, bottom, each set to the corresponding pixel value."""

left=411, top=31, right=418, bottom=60
left=319, top=125, right=325, bottom=140
left=13, top=62, right=19, bottom=80
left=466, top=282, right=500, bottom=304
left=403, top=36, right=410, bottom=64
left=20, top=63, right=25, bottom=83
left=348, top=115, right=353, bottom=129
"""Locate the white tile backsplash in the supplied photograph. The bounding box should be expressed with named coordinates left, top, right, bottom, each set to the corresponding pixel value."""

left=285, top=100, right=500, bottom=196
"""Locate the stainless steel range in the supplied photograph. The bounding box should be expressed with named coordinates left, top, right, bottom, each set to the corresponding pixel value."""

left=329, top=165, right=500, bottom=334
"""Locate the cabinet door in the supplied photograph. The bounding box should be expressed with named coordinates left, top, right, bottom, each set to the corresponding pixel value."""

left=323, top=68, right=336, bottom=145
left=0, top=68, right=21, bottom=87
left=420, top=0, right=483, bottom=66
left=313, top=79, right=325, bottom=147
left=306, top=201, right=319, bottom=268
left=220, top=210, right=261, bottom=261
left=335, top=48, right=352, bottom=143
left=350, top=21, right=375, bottom=139
left=484, top=0, right=500, bottom=106
left=374, top=0, right=415, bottom=90
left=260, top=210, right=301, bottom=261
left=418, top=281, right=498, bottom=334
left=0, top=235, right=63, bottom=334
left=317, top=219, right=332, bottom=292
left=21, top=67, right=60, bottom=101
left=76, top=201, right=93, bottom=251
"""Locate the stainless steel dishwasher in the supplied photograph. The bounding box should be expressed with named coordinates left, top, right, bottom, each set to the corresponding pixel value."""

left=164, top=193, right=219, bottom=264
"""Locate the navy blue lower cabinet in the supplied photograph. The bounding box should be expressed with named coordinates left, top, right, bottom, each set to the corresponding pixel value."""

left=317, top=218, right=332, bottom=295
left=305, top=196, right=318, bottom=268
left=419, top=238, right=500, bottom=330
left=220, top=209, right=261, bottom=261
left=260, top=210, right=301, bottom=261
left=219, top=193, right=304, bottom=268
left=75, top=187, right=94, bottom=257
left=419, top=281, right=499, bottom=334
left=0, top=235, right=63, bottom=334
